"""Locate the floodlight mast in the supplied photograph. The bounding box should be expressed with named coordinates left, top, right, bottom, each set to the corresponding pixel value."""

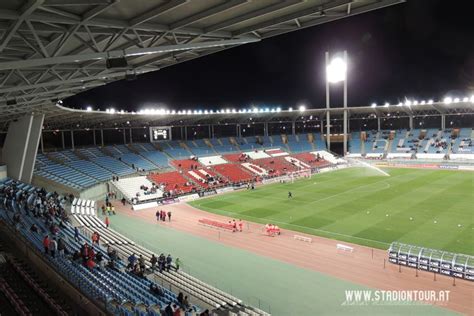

left=325, top=50, right=348, bottom=155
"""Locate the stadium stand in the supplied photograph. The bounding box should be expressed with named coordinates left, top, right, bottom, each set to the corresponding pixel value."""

left=112, top=177, right=163, bottom=202
left=148, top=171, right=197, bottom=194
left=211, top=164, right=254, bottom=183
left=0, top=180, right=185, bottom=314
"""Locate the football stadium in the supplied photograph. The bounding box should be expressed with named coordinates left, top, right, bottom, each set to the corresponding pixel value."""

left=0, top=1, right=473, bottom=315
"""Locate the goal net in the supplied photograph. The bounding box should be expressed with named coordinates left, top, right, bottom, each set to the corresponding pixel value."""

left=289, top=169, right=312, bottom=183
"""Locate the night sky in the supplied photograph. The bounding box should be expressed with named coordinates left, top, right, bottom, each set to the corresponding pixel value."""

left=64, top=0, right=474, bottom=111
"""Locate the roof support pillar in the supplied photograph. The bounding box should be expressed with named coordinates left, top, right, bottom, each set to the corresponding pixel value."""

left=377, top=117, right=381, bottom=131
left=70, top=129, right=74, bottom=149
left=100, top=129, right=104, bottom=147
left=441, top=114, right=446, bottom=130
left=93, top=129, right=96, bottom=146
left=61, top=131, right=65, bottom=149
left=409, top=115, right=413, bottom=130
left=129, top=128, right=133, bottom=144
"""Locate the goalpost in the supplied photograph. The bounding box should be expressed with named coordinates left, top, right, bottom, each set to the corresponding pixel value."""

left=289, top=169, right=312, bottom=183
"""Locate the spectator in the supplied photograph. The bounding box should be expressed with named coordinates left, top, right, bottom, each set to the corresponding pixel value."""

left=127, top=253, right=137, bottom=270
left=164, top=303, right=173, bottom=316
left=177, top=292, right=184, bottom=306
left=166, top=254, right=172, bottom=272
left=139, top=254, right=146, bottom=271
left=105, top=216, right=110, bottom=228
left=167, top=211, right=172, bottom=222
left=150, top=254, right=158, bottom=271
left=30, top=223, right=38, bottom=233
left=86, top=257, right=96, bottom=270
left=156, top=210, right=160, bottom=222
left=238, top=219, right=243, bottom=232
left=175, top=258, right=181, bottom=271
left=74, top=226, right=80, bottom=242
left=183, top=296, right=190, bottom=310
left=57, top=237, right=66, bottom=257
left=49, top=238, right=58, bottom=257
left=96, top=252, right=104, bottom=268
left=42, top=235, right=50, bottom=254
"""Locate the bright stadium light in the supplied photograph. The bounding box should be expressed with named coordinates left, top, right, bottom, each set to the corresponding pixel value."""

left=463, top=97, right=468, bottom=102
left=288, top=107, right=293, bottom=112
left=397, top=102, right=403, bottom=107
left=298, top=105, right=306, bottom=111
left=420, top=100, right=426, bottom=105
left=413, top=100, right=418, bottom=105
left=453, top=97, right=460, bottom=103
left=384, top=102, right=389, bottom=107
left=86, top=106, right=92, bottom=111
left=326, top=57, right=347, bottom=83
left=428, top=99, right=434, bottom=104
left=444, top=97, right=452, bottom=104
left=471, top=95, right=474, bottom=103
left=276, top=107, right=281, bottom=112
left=405, top=100, right=412, bottom=106
left=371, top=103, right=377, bottom=108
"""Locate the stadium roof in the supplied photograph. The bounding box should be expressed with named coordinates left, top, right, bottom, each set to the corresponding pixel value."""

left=32, top=101, right=473, bottom=130
left=0, top=0, right=406, bottom=128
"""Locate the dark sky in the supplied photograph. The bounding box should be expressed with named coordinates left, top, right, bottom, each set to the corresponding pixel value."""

left=65, top=0, right=474, bottom=111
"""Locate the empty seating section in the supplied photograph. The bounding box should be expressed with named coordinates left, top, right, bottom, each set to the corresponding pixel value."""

left=349, top=132, right=362, bottom=153
left=252, top=157, right=298, bottom=175
left=163, top=147, right=191, bottom=159
left=36, top=162, right=96, bottom=189
left=105, top=145, right=123, bottom=157
left=113, top=177, right=163, bottom=202
left=186, top=168, right=222, bottom=188
left=223, top=153, right=247, bottom=163
left=138, top=151, right=170, bottom=168
left=366, top=131, right=389, bottom=154
left=212, top=164, right=254, bottom=182
left=67, top=160, right=114, bottom=181
left=311, top=133, right=325, bottom=150
left=171, top=159, right=201, bottom=170
left=291, top=153, right=330, bottom=167
left=271, top=135, right=285, bottom=147
left=119, top=153, right=157, bottom=171
left=148, top=171, right=196, bottom=193
left=198, top=155, right=228, bottom=166
left=77, top=147, right=105, bottom=159
left=91, top=156, right=136, bottom=176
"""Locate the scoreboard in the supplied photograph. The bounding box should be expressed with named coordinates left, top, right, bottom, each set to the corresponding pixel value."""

left=150, top=126, right=171, bottom=142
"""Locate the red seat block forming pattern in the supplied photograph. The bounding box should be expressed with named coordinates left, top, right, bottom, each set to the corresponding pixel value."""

left=291, top=153, right=330, bottom=167
left=187, top=168, right=225, bottom=188
left=252, top=157, right=299, bottom=175
left=171, top=159, right=202, bottom=170
left=148, top=171, right=197, bottom=193
left=223, top=153, right=250, bottom=163
left=212, top=163, right=254, bottom=182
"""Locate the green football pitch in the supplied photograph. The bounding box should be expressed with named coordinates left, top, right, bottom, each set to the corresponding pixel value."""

left=190, top=167, right=474, bottom=255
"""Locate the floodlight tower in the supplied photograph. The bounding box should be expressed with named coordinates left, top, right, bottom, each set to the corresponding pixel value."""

left=325, top=51, right=348, bottom=155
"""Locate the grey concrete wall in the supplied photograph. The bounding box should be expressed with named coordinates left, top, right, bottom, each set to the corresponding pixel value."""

left=21, top=114, right=44, bottom=183
left=2, top=115, right=33, bottom=181
left=0, top=165, right=6, bottom=180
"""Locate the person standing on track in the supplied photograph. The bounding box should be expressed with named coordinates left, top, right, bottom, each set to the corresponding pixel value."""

left=105, top=216, right=110, bottom=228
left=167, top=211, right=172, bottom=222
left=288, top=191, right=293, bottom=198
left=156, top=210, right=160, bottom=222
left=238, top=220, right=243, bottom=232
